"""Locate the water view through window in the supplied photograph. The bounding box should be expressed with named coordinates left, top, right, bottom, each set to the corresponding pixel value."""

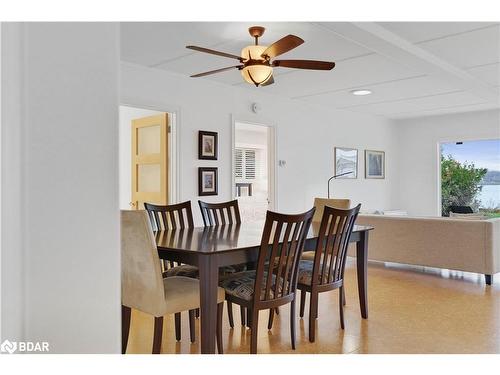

left=440, top=139, right=500, bottom=217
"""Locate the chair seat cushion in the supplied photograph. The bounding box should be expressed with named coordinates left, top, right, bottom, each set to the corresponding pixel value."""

left=163, top=264, right=199, bottom=278
left=301, top=251, right=331, bottom=263
left=297, top=260, right=315, bottom=285
left=219, top=270, right=277, bottom=301
left=162, top=264, right=246, bottom=279
left=301, top=251, right=316, bottom=261
left=163, top=276, right=225, bottom=314
left=298, top=259, right=332, bottom=286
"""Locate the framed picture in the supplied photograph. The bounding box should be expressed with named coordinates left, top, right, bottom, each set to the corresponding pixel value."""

left=334, top=147, right=358, bottom=178
left=365, top=150, right=385, bottom=179
left=198, top=131, right=218, bottom=160
left=198, top=167, right=218, bottom=196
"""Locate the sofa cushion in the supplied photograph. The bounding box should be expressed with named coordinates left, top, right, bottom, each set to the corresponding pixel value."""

left=449, top=212, right=487, bottom=220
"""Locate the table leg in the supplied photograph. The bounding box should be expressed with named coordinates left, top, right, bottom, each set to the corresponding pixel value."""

left=356, top=231, right=369, bottom=319
left=198, top=255, right=218, bottom=354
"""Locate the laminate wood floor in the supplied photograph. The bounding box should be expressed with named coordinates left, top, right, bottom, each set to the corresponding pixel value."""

left=125, top=259, right=500, bottom=354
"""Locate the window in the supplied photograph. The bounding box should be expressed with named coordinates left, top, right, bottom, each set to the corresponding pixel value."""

left=235, top=148, right=256, bottom=180
left=440, top=139, right=500, bottom=217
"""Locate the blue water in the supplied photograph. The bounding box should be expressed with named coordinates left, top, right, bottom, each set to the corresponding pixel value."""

left=479, top=185, right=500, bottom=209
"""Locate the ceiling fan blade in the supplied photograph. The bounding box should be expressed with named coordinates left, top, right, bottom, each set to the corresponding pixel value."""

left=186, top=45, right=242, bottom=61
left=261, top=35, right=304, bottom=59
left=260, top=75, right=274, bottom=86
left=190, top=65, right=242, bottom=78
left=272, top=59, right=335, bottom=70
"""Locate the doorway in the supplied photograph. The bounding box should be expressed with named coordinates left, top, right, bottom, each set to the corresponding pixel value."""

left=232, top=121, right=275, bottom=222
left=119, top=105, right=177, bottom=210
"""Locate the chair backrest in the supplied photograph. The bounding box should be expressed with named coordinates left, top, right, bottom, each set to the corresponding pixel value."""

left=121, top=210, right=166, bottom=316
left=312, top=198, right=351, bottom=222
left=198, top=199, right=242, bottom=226
left=310, top=204, right=361, bottom=288
left=449, top=205, right=474, bottom=214
left=253, top=208, right=315, bottom=307
left=144, top=201, right=194, bottom=231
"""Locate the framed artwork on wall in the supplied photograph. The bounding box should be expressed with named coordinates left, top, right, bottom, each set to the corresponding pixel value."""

left=198, top=131, right=218, bottom=160
left=198, top=167, right=218, bottom=196
left=365, top=150, right=385, bottom=179
left=334, top=147, right=358, bottom=178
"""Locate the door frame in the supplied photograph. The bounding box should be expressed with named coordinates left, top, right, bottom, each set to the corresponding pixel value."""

left=231, top=115, right=278, bottom=211
left=120, top=99, right=180, bottom=204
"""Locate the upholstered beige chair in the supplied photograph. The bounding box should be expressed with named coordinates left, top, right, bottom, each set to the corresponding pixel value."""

left=121, top=210, right=225, bottom=354
left=311, top=198, right=351, bottom=222
left=301, top=198, right=351, bottom=261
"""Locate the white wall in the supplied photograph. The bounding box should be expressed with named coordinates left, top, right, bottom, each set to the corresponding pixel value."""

left=119, top=106, right=164, bottom=209
left=0, top=22, right=3, bottom=342
left=1, top=23, right=121, bottom=353
left=120, top=62, right=398, bottom=225
left=1, top=23, right=25, bottom=343
left=394, top=109, right=500, bottom=216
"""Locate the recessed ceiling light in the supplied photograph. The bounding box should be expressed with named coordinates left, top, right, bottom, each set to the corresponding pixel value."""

left=351, top=89, right=372, bottom=96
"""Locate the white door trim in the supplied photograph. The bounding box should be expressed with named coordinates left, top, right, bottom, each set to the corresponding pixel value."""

left=231, top=115, right=278, bottom=211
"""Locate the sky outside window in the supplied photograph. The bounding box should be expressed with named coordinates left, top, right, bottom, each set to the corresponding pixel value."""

left=441, top=139, right=500, bottom=172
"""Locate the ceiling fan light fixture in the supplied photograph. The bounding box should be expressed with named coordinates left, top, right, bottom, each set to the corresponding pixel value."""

left=241, top=45, right=267, bottom=61
left=241, top=45, right=272, bottom=86
left=187, top=26, right=335, bottom=87
left=241, top=65, right=273, bottom=86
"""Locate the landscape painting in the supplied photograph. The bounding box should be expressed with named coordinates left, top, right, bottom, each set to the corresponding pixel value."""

left=334, top=147, right=358, bottom=178
left=365, top=150, right=385, bottom=179
left=198, top=167, right=218, bottom=196
left=198, top=131, right=218, bottom=160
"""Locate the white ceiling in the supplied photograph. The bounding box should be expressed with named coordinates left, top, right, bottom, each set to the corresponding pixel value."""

left=120, top=22, right=500, bottom=119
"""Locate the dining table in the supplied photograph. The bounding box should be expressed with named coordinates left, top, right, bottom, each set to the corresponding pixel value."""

left=155, top=221, right=373, bottom=354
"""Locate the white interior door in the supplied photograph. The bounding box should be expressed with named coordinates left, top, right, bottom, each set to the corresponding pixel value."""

left=130, top=113, right=169, bottom=210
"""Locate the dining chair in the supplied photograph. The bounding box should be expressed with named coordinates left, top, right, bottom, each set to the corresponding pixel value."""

left=297, top=204, right=361, bottom=342
left=198, top=199, right=242, bottom=226
left=144, top=201, right=198, bottom=275
left=219, top=207, right=315, bottom=354
left=121, top=210, right=225, bottom=354
left=198, top=199, right=250, bottom=327
left=301, top=198, right=351, bottom=261
left=144, top=201, right=199, bottom=342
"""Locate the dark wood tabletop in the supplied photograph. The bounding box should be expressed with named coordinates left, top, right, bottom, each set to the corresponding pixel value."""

left=155, top=221, right=373, bottom=254
left=155, top=221, right=373, bottom=354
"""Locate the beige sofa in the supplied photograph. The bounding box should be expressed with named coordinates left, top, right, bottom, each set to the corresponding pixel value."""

left=354, top=214, right=500, bottom=285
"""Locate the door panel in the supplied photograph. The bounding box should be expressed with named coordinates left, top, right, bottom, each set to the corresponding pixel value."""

left=131, top=114, right=168, bottom=210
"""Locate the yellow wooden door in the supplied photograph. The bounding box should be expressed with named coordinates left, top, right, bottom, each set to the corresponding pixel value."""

left=130, top=114, right=168, bottom=210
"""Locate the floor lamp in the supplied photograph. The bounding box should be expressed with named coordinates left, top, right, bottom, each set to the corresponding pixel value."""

left=327, top=171, right=353, bottom=198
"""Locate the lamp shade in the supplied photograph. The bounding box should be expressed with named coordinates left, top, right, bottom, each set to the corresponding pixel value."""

left=240, top=45, right=267, bottom=61
left=240, top=45, right=273, bottom=86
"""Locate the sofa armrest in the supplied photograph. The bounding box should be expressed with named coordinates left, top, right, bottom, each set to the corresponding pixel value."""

left=485, top=218, right=500, bottom=275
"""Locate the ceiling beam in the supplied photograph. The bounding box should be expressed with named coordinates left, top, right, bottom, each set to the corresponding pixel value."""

left=316, top=22, right=499, bottom=104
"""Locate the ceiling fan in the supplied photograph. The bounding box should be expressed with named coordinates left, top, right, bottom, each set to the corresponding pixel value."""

left=186, top=26, right=336, bottom=87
